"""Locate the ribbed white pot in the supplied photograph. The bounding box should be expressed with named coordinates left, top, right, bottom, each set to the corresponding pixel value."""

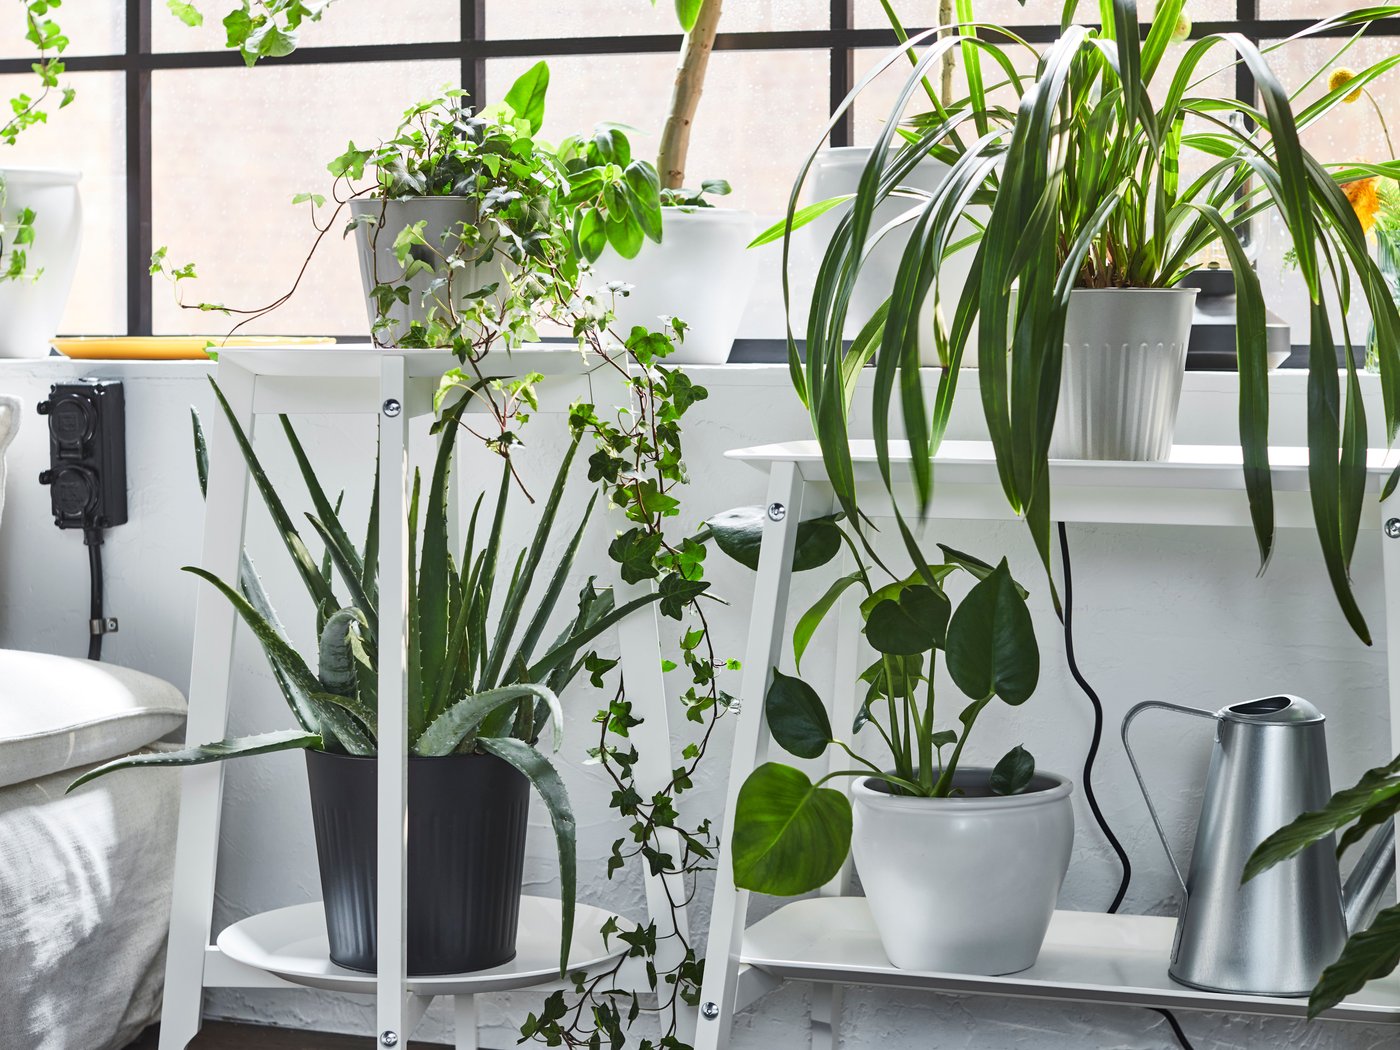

left=594, top=208, right=756, bottom=365
left=0, top=168, right=82, bottom=358
left=808, top=147, right=981, bottom=366
left=350, top=197, right=506, bottom=347
left=1050, top=287, right=1198, bottom=461
left=851, top=770, right=1074, bottom=975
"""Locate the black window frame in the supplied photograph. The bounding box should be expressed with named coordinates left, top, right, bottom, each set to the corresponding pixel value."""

left=0, top=1, right=1390, bottom=336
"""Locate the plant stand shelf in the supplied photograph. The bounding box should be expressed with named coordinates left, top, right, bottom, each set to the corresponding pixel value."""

left=158, top=344, right=683, bottom=1050
left=695, top=438, right=1400, bottom=1050
left=740, top=898, right=1400, bottom=1024
left=217, top=898, right=628, bottom=997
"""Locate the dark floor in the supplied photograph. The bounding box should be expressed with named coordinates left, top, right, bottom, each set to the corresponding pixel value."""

left=126, top=1022, right=456, bottom=1048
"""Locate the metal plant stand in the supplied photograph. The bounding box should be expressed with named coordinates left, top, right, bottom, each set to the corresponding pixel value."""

left=160, top=345, right=686, bottom=1050
left=694, top=439, right=1400, bottom=1050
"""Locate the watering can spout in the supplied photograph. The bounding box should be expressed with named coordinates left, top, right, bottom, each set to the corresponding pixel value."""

left=1343, top=818, right=1396, bottom=935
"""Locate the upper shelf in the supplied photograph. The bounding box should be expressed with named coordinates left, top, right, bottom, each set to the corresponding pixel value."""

left=219, top=342, right=592, bottom=380
left=726, top=441, right=1400, bottom=530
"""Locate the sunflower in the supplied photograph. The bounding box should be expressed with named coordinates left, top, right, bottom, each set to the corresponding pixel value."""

left=1328, top=66, right=1365, bottom=104
left=1344, top=176, right=1383, bottom=232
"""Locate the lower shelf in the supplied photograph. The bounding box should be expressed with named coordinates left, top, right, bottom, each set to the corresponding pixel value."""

left=217, top=896, right=626, bottom=996
left=741, top=897, right=1400, bottom=1024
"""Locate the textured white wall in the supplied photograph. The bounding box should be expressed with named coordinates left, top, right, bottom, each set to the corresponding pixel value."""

left=0, top=357, right=1395, bottom=1049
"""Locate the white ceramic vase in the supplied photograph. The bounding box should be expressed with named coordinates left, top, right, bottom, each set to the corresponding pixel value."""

left=1050, top=287, right=1199, bottom=461
left=807, top=147, right=980, bottom=366
left=350, top=197, right=505, bottom=347
left=0, top=168, right=82, bottom=359
left=850, top=769, right=1074, bottom=975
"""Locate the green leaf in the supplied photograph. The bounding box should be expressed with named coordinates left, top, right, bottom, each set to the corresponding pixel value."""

left=705, top=506, right=843, bottom=572
left=658, top=572, right=709, bottom=620
left=478, top=737, right=576, bottom=975
left=624, top=162, right=663, bottom=243
left=166, top=0, right=203, bottom=27
left=318, top=607, right=366, bottom=697
left=732, top=762, right=851, bottom=896
left=68, top=730, right=321, bottom=792
left=864, top=585, right=949, bottom=656
left=417, top=685, right=564, bottom=757
left=609, top=527, right=663, bottom=584
left=503, top=60, right=550, bottom=132
left=938, top=544, right=1029, bottom=598
left=794, top=571, right=863, bottom=670
left=674, top=0, right=704, bottom=31
left=1308, top=903, right=1400, bottom=1018
left=990, top=744, right=1035, bottom=795
left=749, top=196, right=855, bottom=248
left=945, top=559, right=1039, bottom=705
left=765, top=669, right=832, bottom=760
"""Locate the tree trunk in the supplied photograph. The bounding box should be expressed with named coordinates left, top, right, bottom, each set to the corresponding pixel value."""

left=657, top=0, right=723, bottom=190
left=939, top=0, right=955, bottom=107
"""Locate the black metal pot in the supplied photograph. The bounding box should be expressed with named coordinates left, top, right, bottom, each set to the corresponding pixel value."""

left=304, top=748, right=529, bottom=975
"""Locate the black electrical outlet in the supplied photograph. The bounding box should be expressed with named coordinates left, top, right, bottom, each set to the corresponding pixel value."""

left=37, top=378, right=127, bottom=530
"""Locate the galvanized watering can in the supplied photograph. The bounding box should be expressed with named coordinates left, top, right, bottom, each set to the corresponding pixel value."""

left=1122, top=694, right=1394, bottom=997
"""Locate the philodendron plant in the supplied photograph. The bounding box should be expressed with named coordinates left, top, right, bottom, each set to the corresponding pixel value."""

left=721, top=519, right=1040, bottom=896
left=769, top=0, right=1400, bottom=643
left=71, top=380, right=662, bottom=970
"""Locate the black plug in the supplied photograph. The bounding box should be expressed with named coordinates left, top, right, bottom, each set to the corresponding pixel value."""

left=37, top=379, right=126, bottom=658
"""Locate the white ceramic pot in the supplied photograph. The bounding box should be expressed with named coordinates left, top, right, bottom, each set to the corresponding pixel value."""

left=1050, top=287, right=1199, bottom=461
left=850, top=769, right=1074, bottom=975
left=350, top=197, right=505, bottom=347
left=807, top=147, right=980, bottom=366
left=593, top=208, right=756, bottom=365
left=0, top=168, right=82, bottom=358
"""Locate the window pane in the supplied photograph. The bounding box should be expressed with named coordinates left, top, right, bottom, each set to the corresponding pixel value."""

left=0, top=70, right=125, bottom=335
left=486, top=50, right=829, bottom=216
left=151, top=60, right=457, bottom=336
left=151, top=0, right=458, bottom=52
left=485, top=0, right=827, bottom=39
left=0, top=3, right=122, bottom=58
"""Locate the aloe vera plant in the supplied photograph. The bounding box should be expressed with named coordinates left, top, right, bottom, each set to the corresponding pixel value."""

left=72, top=378, right=663, bottom=970
left=766, top=0, right=1400, bottom=643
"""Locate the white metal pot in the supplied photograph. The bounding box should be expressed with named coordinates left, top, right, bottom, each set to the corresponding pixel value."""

left=350, top=197, right=505, bottom=347
left=808, top=147, right=981, bottom=366
left=850, top=769, right=1074, bottom=975
left=1050, top=287, right=1199, bottom=461
left=593, top=208, right=756, bottom=365
left=0, top=168, right=82, bottom=358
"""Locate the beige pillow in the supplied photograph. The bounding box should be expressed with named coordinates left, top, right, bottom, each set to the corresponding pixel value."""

left=0, top=649, right=187, bottom=789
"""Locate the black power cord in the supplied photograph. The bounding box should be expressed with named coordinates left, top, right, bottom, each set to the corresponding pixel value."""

left=1056, top=521, right=1196, bottom=1050
left=85, top=526, right=105, bottom=661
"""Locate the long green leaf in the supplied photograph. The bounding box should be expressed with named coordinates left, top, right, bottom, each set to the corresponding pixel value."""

left=68, top=730, right=321, bottom=792
left=1308, top=904, right=1400, bottom=1018
left=417, top=685, right=563, bottom=757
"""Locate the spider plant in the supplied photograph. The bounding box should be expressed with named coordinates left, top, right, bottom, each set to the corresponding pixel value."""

left=769, top=0, right=1400, bottom=642
left=71, top=378, right=663, bottom=970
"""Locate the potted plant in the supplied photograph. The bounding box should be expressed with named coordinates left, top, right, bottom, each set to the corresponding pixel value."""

left=70, top=383, right=663, bottom=976
left=774, top=0, right=1400, bottom=645
left=719, top=520, right=1071, bottom=975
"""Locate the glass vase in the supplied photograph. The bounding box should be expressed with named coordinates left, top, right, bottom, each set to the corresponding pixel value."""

left=1366, top=229, right=1400, bottom=374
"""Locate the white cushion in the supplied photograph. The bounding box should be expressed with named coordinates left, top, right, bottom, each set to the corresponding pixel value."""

left=0, top=394, right=17, bottom=532
left=0, top=649, right=187, bottom=789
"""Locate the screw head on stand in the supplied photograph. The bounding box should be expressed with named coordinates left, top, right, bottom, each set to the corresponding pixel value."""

left=701, top=1002, right=720, bottom=1020
left=379, top=1032, right=399, bottom=1047
left=382, top=398, right=402, bottom=418
left=1387, top=518, right=1400, bottom=539
left=766, top=502, right=786, bottom=522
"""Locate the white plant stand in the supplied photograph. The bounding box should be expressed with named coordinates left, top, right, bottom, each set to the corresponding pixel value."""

left=159, top=344, right=686, bottom=1050
left=694, top=438, right=1400, bottom=1050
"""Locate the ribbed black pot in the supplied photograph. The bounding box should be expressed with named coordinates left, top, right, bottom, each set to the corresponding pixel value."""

left=304, top=749, right=530, bottom=976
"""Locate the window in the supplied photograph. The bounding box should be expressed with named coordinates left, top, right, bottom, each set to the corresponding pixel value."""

left=0, top=2, right=1394, bottom=336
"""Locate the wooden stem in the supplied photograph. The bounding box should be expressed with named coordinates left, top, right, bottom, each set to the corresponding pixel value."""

left=939, top=0, right=955, bottom=107
left=657, top=0, right=723, bottom=190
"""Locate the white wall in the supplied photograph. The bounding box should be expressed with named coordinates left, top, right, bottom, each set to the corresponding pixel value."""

left=0, top=356, right=1396, bottom=1049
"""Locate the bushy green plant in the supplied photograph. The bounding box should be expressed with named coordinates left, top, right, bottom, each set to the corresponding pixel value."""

left=71, top=379, right=666, bottom=970
left=767, top=0, right=1400, bottom=643
left=704, top=511, right=1040, bottom=895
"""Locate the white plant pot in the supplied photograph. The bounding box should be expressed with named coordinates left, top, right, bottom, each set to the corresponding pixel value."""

left=0, top=168, right=82, bottom=359
left=808, top=147, right=980, bottom=366
left=1050, top=287, right=1199, bottom=461
left=850, top=769, right=1074, bottom=975
left=350, top=197, right=505, bottom=347
left=593, top=208, right=756, bottom=365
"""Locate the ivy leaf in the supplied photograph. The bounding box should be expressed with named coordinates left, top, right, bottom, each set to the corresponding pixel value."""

left=608, top=527, right=662, bottom=584
left=222, top=6, right=253, bottom=48
left=658, top=573, right=709, bottom=620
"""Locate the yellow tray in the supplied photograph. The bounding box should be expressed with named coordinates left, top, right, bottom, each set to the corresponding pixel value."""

left=52, top=336, right=336, bottom=361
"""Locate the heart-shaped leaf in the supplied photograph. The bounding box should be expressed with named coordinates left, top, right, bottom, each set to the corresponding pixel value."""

left=990, top=744, right=1036, bottom=795
left=705, top=506, right=843, bottom=572
left=765, top=669, right=832, bottom=760
left=732, top=762, right=852, bottom=896
left=858, top=654, right=923, bottom=698
left=864, top=585, right=950, bottom=656
left=945, top=559, right=1039, bottom=705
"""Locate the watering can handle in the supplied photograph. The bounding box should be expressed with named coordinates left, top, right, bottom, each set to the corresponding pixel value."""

left=1121, top=700, right=1217, bottom=899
